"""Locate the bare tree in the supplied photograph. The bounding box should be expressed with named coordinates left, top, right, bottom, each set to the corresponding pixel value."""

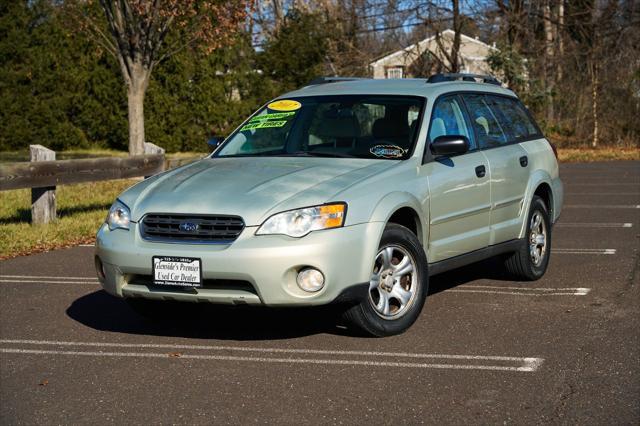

left=73, top=0, right=249, bottom=155
left=543, top=0, right=554, bottom=121
left=449, top=0, right=462, bottom=72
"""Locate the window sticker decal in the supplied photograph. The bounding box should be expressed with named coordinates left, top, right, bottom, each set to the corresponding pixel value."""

left=248, top=111, right=296, bottom=122
left=240, top=120, right=288, bottom=131
left=267, top=99, right=302, bottom=111
left=370, top=144, right=406, bottom=159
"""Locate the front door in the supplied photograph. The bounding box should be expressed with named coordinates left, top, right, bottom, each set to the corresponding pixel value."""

left=421, top=95, right=491, bottom=263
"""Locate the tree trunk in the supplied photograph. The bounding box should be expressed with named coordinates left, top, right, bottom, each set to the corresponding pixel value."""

left=589, top=3, right=599, bottom=148
left=557, top=0, right=564, bottom=81
left=126, top=65, right=150, bottom=156
left=272, top=0, right=284, bottom=32
left=451, top=0, right=461, bottom=73
left=591, top=63, right=599, bottom=148
left=543, top=0, right=555, bottom=122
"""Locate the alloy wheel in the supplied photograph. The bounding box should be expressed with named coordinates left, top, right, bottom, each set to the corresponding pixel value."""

left=368, top=245, right=418, bottom=319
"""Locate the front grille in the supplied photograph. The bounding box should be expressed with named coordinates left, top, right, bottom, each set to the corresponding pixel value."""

left=127, top=275, right=256, bottom=294
left=140, top=213, right=244, bottom=243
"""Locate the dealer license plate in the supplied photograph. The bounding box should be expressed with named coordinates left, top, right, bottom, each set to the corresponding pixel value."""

left=152, top=256, right=202, bottom=287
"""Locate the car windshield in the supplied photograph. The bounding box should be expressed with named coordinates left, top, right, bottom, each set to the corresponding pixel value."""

left=215, top=95, right=425, bottom=160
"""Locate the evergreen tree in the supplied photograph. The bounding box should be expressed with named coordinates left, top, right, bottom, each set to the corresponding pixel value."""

left=258, top=9, right=329, bottom=92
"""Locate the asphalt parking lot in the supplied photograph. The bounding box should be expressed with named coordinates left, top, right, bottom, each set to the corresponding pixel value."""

left=1, top=161, right=638, bottom=424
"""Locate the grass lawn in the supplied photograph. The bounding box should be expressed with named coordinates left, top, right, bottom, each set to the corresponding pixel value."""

left=558, top=147, right=639, bottom=162
left=0, top=179, right=138, bottom=259
left=0, top=148, right=207, bottom=259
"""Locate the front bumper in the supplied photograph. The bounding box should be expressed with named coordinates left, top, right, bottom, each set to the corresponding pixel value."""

left=95, top=221, right=384, bottom=306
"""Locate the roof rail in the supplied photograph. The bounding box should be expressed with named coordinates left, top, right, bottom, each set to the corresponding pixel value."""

left=427, top=73, right=502, bottom=86
left=307, top=77, right=369, bottom=86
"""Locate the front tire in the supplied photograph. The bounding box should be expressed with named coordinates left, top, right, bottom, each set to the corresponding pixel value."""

left=343, top=224, right=429, bottom=337
left=504, top=195, right=552, bottom=281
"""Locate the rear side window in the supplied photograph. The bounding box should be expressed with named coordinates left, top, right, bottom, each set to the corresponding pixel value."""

left=462, top=94, right=507, bottom=149
left=486, top=96, right=540, bottom=141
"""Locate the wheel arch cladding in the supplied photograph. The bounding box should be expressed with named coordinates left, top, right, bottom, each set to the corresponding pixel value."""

left=533, top=182, right=553, bottom=218
left=519, top=171, right=554, bottom=238
left=369, top=192, right=427, bottom=247
left=387, top=207, right=423, bottom=243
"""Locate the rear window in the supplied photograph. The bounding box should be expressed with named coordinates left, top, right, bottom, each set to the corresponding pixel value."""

left=486, top=96, right=541, bottom=141
left=463, top=94, right=541, bottom=148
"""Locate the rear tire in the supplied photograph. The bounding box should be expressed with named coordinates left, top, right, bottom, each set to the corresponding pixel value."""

left=343, top=223, right=428, bottom=337
left=504, top=195, right=551, bottom=281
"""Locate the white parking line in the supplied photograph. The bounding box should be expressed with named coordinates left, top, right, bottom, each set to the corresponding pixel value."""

left=78, top=244, right=95, bottom=247
left=0, top=275, right=98, bottom=281
left=0, top=339, right=535, bottom=360
left=0, top=279, right=98, bottom=285
left=0, top=348, right=543, bottom=372
left=556, top=223, right=633, bottom=228
left=566, top=183, right=639, bottom=186
left=448, top=285, right=590, bottom=296
left=563, top=204, right=639, bottom=209
left=0, top=339, right=543, bottom=372
left=553, top=248, right=616, bottom=255
left=564, top=192, right=639, bottom=195
left=459, top=285, right=590, bottom=294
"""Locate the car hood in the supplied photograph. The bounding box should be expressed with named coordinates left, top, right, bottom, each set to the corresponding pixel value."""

left=120, top=156, right=396, bottom=226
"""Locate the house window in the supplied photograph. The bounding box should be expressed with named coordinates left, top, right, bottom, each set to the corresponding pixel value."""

left=386, top=67, right=403, bottom=79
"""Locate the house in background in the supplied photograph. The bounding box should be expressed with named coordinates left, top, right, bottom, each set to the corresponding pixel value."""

left=369, top=29, right=497, bottom=79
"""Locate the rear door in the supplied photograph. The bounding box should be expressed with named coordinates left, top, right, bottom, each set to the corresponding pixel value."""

left=462, top=93, right=530, bottom=245
left=421, top=95, right=491, bottom=262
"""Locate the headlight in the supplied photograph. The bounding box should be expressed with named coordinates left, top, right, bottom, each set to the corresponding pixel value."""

left=106, top=200, right=131, bottom=231
left=256, top=203, right=347, bottom=238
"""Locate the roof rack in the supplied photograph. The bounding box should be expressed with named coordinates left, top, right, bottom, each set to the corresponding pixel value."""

left=307, top=77, right=369, bottom=86
left=427, top=73, right=502, bottom=86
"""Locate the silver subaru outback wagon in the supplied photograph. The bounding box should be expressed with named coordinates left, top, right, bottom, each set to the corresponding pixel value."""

left=96, top=74, right=563, bottom=336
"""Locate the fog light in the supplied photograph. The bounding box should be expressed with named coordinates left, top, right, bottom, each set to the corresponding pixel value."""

left=296, top=268, right=325, bottom=292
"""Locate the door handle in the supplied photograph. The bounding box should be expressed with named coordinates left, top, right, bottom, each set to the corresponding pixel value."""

left=475, top=165, right=486, bottom=178
left=519, top=156, right=528, bottom=167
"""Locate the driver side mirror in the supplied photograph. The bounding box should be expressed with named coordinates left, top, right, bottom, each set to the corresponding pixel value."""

left=430, top=135, right=470, bottom=156
left=207, top=136, right=225, bottom=153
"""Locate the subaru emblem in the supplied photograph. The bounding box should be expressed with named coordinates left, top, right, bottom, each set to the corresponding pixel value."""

left=179, top=221, right=199, bottom=233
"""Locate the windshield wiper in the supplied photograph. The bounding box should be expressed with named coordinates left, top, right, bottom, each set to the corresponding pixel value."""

left=291, top=151, right=355, bottom=158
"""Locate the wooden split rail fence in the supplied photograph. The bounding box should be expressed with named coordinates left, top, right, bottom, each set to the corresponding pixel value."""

left=0, top=143, right=169, bottom=224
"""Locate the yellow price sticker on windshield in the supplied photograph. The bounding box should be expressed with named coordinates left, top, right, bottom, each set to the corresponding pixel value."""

left=267, top=99, right=301, bottom=111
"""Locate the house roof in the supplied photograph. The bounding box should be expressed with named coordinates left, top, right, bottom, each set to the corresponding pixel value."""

left=369, top=29, right=496, bottom=67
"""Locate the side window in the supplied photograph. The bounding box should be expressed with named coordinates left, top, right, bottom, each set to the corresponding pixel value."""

left=488, top=96, right=540, bottom=141
left=428, top=96, right=475, bottom=150
left=462, top=94, right=507, bottom=149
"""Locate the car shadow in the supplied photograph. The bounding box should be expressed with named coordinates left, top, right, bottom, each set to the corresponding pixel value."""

left=428, top=257, right=515, bottom=295
left=67, top=258, right=511, bottom=341
left=66, top=290, right=359, bottom=340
